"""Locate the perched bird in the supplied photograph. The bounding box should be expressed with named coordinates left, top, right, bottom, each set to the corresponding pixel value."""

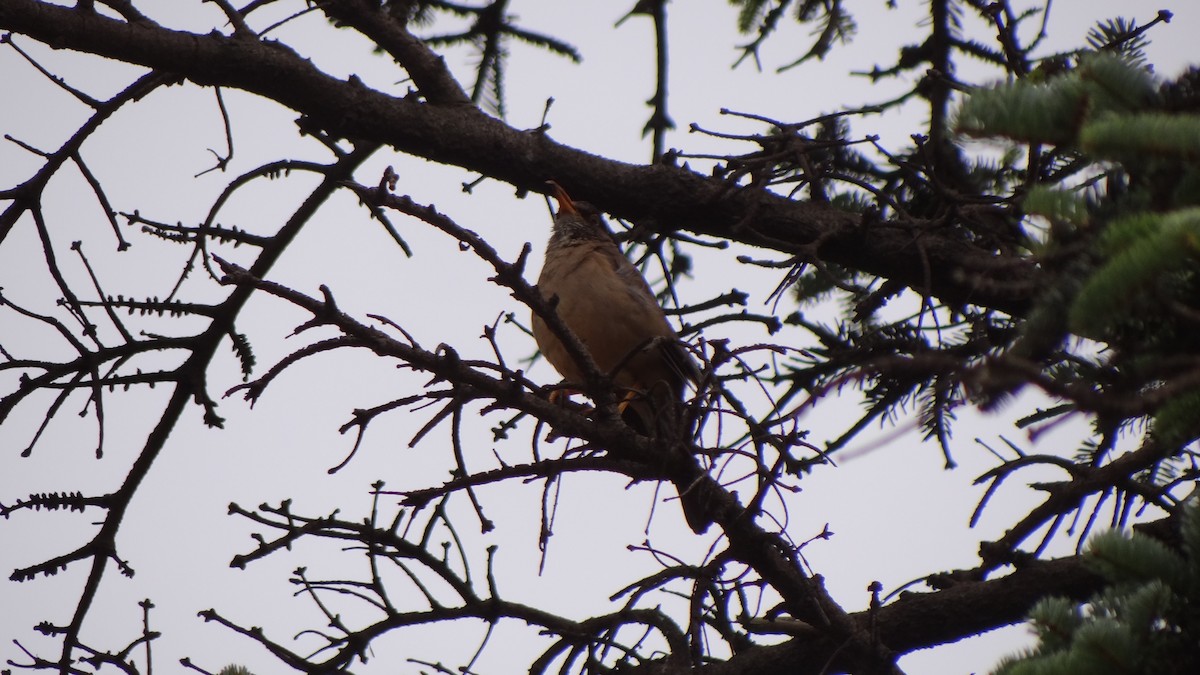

left=532, top=182, right=710, bottom=533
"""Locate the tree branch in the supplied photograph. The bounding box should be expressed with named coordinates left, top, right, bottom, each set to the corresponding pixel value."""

left=0, top=0, right=1038, bottom=316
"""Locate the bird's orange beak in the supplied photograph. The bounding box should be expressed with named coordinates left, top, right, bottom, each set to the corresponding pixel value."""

left=546, top=180, right=579, bottom=217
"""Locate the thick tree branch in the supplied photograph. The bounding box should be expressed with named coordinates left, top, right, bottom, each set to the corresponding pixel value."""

left=213, top=257, right=900, bottom=672
left=0, top=0, right=1038, bottom=316
left=634, top=550, right=1105, bottom=675
left=318, top=0, right=471, bottom=105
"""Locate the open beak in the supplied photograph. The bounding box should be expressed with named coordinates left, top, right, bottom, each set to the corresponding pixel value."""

left=546, top=180, right=579, bottom=217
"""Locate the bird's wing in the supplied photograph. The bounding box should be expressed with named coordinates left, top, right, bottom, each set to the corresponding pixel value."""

left=535, top=239, right=700, bottom=393
left=600, top=244, right=701, bottom=387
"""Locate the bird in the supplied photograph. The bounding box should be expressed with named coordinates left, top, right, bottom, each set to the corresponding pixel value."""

left=531, top=181, right=711, bottom=533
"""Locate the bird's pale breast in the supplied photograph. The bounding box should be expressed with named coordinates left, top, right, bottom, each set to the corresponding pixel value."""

left=533, top=240, right=678, bottom=393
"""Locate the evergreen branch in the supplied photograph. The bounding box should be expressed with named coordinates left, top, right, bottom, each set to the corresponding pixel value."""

left=1069, top=209, right=1200, bottom=339
left=1081, top=112, right=1200, bottom=160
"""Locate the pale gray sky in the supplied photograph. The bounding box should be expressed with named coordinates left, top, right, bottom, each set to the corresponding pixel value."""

left=2, top=2, right=1196, bottom=673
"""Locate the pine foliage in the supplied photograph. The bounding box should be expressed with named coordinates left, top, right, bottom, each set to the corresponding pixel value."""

left=957, top=53, right=1158, bottom=144
left=1069, top=208, right=1200, bottom=339
left=992, top=505, right=1200, bottom=675
left=959, top=50, right=1200, bottom=450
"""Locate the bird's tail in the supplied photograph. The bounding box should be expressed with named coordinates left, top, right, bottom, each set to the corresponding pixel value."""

left=677, top=482, right=714, bottom=534
left=618, top=387, right=714, bottom=535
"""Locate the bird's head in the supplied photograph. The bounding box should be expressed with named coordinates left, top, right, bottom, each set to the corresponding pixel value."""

left=546, top=181, right=610, bottom=245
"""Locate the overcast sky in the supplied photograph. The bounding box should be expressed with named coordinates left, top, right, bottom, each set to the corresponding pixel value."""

left=2, top=2, right=1197, bottom=673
